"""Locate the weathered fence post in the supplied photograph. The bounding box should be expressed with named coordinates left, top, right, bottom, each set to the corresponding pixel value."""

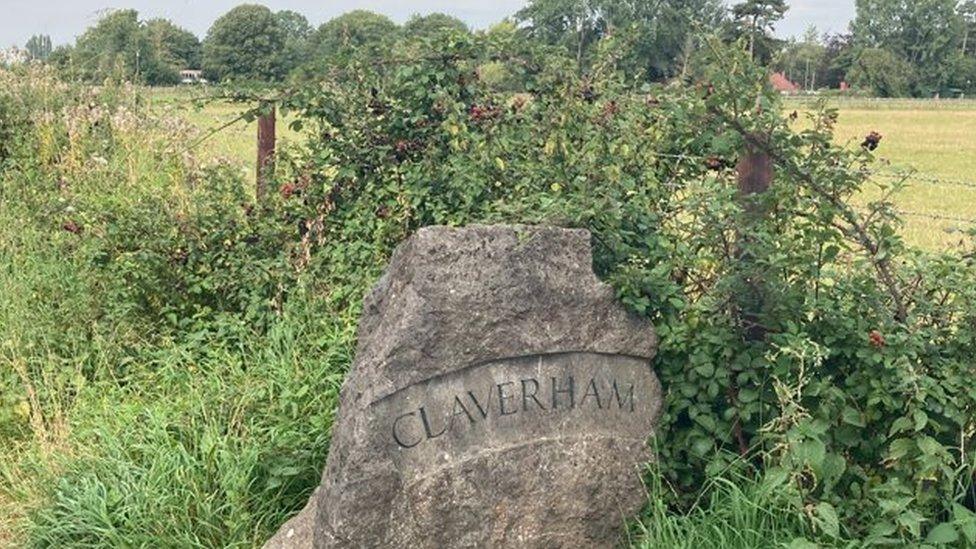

left=729, top=135, right=774, bottom=457
left=735, top=136, right=773, bottom=342
left=736, top=139, right=773, bottom=202
left=256, top=101, right=276, bottom=202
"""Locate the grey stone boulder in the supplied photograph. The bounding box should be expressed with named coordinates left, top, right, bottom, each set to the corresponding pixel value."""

left=264, top=224, right=662, bottom=548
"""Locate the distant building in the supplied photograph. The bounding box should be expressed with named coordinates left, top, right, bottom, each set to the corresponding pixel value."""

left=769, top=72, right=800, bottom=94
left=179, top=69, right=207, bottom=85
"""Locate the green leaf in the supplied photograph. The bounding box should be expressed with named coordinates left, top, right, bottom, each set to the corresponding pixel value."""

left=916, top=435, right=945, bottom=456
left=794, top=438, right=826, bottom=469
left=925, top=523, right=959, bottom=545
left=887, top=438, right=914, bottom=461
left=953, top=504, right=976, bottom=543
left=889, top=416, right=912, bottom=436
left=691, top=438, right=713, bottom=457
left=912, top=410, right=928, bottom=431
left=694, top=362, right=715, bottom=378
left=841, top=406, right=865, bottom=427
left=815, top=502, right=840, bottom=539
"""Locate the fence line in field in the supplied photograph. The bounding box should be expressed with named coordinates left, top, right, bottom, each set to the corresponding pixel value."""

left=867, top=170, right=976, bottom=190
left=893, top=210, right=976, bottom=225
left=649, top=151, right=976, bottom=192
left=645, top=152, right=976, bottom=225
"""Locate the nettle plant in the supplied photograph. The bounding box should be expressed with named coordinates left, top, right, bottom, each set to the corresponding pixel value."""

left=266, top=30, right=976, bottom=543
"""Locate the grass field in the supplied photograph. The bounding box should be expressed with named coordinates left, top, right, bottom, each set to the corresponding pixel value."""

left=788, top=97, right=976, bottom=250
left=146, top=88, right=300, bottom=185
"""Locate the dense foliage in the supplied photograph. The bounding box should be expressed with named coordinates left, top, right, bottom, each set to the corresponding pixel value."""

left=308, top=10, right=399, bottom=64
left=202, top=4, right=290, bottom=83
left=23, top=35, right=52, bottom=62
left=849, top=0, right=973, bottom=96
left=2, top=23, right=975, bottom=549
left=270, top=31, right=976, bottom=545
left=54, top=9, right=200, bottom=86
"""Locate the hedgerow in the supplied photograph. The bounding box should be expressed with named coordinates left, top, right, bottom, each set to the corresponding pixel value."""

left=270, top=29, right=976, bottom=544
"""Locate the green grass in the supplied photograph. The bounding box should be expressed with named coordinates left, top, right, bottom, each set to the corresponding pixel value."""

left=21, top=313, right=350, bottom=548
left=633, top=467, right=827, bottom=549
left=0, top=291, right=354, bottom=547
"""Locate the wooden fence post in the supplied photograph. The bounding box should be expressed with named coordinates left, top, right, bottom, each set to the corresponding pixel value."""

left=728, top=135, right=774, bottom=457
left=736, top=135, right=773, bottom=341
left=256, top=101, right=276, bottom=202
left=736, top=139, right=773, bottom=209
left=735, top=137, right=773, bottom=342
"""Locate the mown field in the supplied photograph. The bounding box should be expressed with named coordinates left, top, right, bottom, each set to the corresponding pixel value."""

left=790, top=97, right=976, bottom=250
left=155, top=90, right=976, bottom=250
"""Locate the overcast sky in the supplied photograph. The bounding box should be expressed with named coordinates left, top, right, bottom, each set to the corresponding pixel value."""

left=1, top=0, right=856, bottom=49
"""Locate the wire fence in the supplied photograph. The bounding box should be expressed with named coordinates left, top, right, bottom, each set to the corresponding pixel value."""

left=856, top=167, right=976, bottom=225
left=645, top=151, right=976, bottom=226
left=892, top=210, right=976, bottom=225
left=868, top=170, right=976, bottom=191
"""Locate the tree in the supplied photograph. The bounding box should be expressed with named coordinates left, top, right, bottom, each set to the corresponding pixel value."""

left=54, top=11, right=194, bottom=85
left=402, top=13, right=469, bottom=40
left=144, top=19, right=201, bottom=70
left=847, top=47, right=916, bottom=96
left=275, top=10, right=313, bottom=76
left=773, top=27, right=826, bottom=90
left=818, top=33, right=856, bottom=89
left=275, top=10, right=312, bottom=40
left=611, top=0, right=726, bottom=80
left=24, top=35, right=53, bottom=61
left=517, top=0, right=607, bottom=70
left=517, top=0, right=725, bottom=80
left=311, top=10, right=399, bottom=61
left=731, top=0, right=788, bottom=62
left=48, top=45, right=74, bottom=73
left=71, top=9, right=163, bottom=84
left=961, top=1, right=976, bottom=56
left=203, top=4, right=287, bottom=82
left=851, top=0, right=964, bottom=95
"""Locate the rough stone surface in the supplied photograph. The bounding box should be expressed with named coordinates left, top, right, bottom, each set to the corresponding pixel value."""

left=264, top=225, right=662, bottom=549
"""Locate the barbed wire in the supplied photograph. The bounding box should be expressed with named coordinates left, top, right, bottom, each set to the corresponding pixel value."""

left=894, top=210, right=976, bottom=225
left=866, top=169, right=976, bottom=190
left=644, top=151, right=976, bottom=193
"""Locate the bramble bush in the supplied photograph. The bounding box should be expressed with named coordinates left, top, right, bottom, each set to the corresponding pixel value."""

left=1, top=27, right=974, bottom=547
left=270, top=29, right=976, bottom=545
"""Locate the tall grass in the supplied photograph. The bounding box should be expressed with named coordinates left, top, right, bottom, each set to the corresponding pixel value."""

left=4, top=304, right=353, bottom=547
left=0, top=67, right=355, bottom=546
left=633, top=468, right=832, bottom=549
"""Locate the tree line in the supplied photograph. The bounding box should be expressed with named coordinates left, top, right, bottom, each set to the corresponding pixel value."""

left=17, top=0, right=976, bottom=97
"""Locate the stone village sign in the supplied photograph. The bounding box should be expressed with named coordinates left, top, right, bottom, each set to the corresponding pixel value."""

left=266, top=225, right=662, bottom=548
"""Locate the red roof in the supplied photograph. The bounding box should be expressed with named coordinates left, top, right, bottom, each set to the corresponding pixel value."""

left=770, top=72, right=800, bottom=93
